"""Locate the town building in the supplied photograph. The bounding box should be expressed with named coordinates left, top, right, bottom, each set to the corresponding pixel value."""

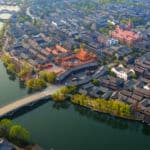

left=110, top=23, right=141, bottom=45
left=56, top=48, right=97, bottom=69
left=111, top=64, right=135, bottom=81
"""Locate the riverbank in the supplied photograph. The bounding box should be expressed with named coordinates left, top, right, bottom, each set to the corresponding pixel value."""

left=0, top=60, right=150, bottom=150
left=0, top=119, right=30, bottom=148
left=13, top=101, right=150, bottom=150
left=0, top=53, right=149, bottom=125
left=72, top=100, right=142, bottom=122
left=51, top=87, right=148, bottom=124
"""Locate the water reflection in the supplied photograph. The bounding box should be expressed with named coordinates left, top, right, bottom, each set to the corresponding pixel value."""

left=6, top=71, right=16, bottom=81
left=74, top=105, right=128, bottom=129
left=19, top=80, right=26, bottom=89
left=73, top=105, right=150, bottom=136
left=142, top=125, right=150, bottom=136
left=52, top=101, right=70, bottom=110
left=2, top=97, right=150, bottom=137
left=1, top=99, right=49, bottom=120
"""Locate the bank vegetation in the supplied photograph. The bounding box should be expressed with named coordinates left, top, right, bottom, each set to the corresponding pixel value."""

left=0, top=119, right=30, bottom=146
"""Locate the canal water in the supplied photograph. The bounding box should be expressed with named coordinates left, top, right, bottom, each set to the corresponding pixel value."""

left=0, top=60, right=150, bottom=150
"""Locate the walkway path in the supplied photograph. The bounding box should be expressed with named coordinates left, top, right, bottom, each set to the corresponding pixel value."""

left=0, top=85, right=60, bottom=118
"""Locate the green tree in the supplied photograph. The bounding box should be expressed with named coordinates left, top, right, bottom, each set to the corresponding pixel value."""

left=46, top=72, right=56, bottom=83
left=18, top=70, right=28, bottom=78
left=18, top=64, right=31, bottom=79
left=52, top=92, right=66, bottom=102
left=52, top=86, right=69, bottom=101
left=131, top=72, right=137, bottom=79
left=52, top=86, right=77, bottom=101
left=0, top=119, right=13, bottom=138
left=7, top=63, right=16, bottom=73
left=33, top=78, right=46, bottom=89
left=26, top=78, right=47, bottom=90
left=9, top=125, right=30, bottom=143
left=92, top=79, right=100, bottom=86
left=67, top=86, right=77, bottom=94
left=2, top=55, right=11, bottom=66
left=40, top=71, right=57, bottom=83
left=71, top=94, right=131, bottom=118
left=26, top=79, right=34, bottom=89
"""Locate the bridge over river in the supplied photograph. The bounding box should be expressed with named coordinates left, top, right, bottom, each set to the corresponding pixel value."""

left=0, top=85, right=61, bottom=118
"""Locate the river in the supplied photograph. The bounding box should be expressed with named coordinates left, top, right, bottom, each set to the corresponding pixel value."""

left=0, top=60, right=150, bottom=150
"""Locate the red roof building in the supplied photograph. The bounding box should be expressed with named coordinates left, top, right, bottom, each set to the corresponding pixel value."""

left=55, top=44, right=69, bottom=53
left=76, top=49, right=93, bottom=61
left=55, top=49, right=96, bottom=69
left=110, top=25, right=141, bottom=45
left=46, top=47, right=52, bottom=52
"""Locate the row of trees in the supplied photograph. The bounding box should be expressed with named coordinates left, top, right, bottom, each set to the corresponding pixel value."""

left=26, top=71, right=57, bottom=90
left=2, top=55, right=16, bottom=74
left=2, top=55, right=11, bottom=66
left=71, top=94, right=131, bottom=118
left=0, top=119, right=30, bottom=146
left=0, top=24, right=6, bottom=48
left=52, top=86, right=77, bottom=101
left=51, top=86, right=131, bottom=119
left=2, top=55, right=32, bottom=78
left=17, top=62, right=32, bottom=79
left=40, top=71, right=56, bottom=83
left=2, top=55, right=58, bottom=90
left=26, top=78, right=47, bottom=90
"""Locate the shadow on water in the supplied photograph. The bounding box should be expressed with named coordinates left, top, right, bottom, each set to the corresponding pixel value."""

left=1, top=98, right=150, bottom=136
left=1, top=99, right=49, bottom=120
left=142, top=125, right=150, bottom=136
left=27, top=88, right=46, bottom=94
left=19, top=80, right=26, bottom=89
left=52, top=101, right=71, bottom=110
left=72, top=104, right=150, bottom=136
left=6, top=70, right=16, bottom=81
left=73, top=104, right=128, bottom=129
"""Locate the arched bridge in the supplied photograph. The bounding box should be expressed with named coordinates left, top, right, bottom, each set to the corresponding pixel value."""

left=0, top=85, right=61, bottom=118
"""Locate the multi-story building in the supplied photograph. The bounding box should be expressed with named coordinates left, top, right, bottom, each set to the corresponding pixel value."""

left=110, top=24, right=141, bottom=45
